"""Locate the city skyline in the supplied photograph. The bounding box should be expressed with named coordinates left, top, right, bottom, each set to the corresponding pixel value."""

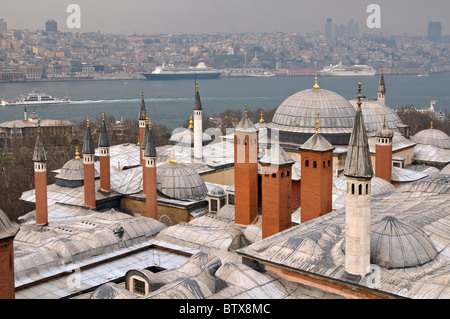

left=1, top=0, right=449, bottom=36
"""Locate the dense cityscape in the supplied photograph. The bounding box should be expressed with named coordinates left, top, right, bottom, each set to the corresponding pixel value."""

left=0, top=17, right=449, bottom=81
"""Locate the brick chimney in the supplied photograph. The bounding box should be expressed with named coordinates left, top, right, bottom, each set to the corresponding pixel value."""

left=98, top=111, right=111, bottom=193
left=0, top=209, right=20, bottom=299
left=375, top=117, right=393, bottom=183
left=33, top=120, right=48, bottom=226
left=234, top=105, right=259, bottom=226
left=144, top=117, right=158, bottom=219
left=83, top=116, right=96, bottom=209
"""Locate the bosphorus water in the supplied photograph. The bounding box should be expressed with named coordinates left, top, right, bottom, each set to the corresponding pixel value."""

left=0, top=74, right=449, bottom=130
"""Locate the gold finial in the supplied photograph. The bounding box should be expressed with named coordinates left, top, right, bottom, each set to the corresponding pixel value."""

left=188, top=114, right=193, bottom=129
left=149, top=117, right=152, bottom=130
left=75, top=146, right=80, bottom=159
left=313, top=73, right=320, bottom=90
left=137, top=136, right=140, bottom=146
left=260, top=110, right=265, bottom=123
left=357, top=82, right=362, bottom=111
left=169, top=149, right=177, bottom=164
left=118, top=161, right=121, bottom=171
left=146, top=113, right=148, bottom=125
left=142, top=90, right=144, bottom=100
left=102, top=110, right=105, bottom=121
left=244, top=104, right=248, bottom=118
left=37, top=119, right=41, bottom=132
left=196, top=82, right=199, bottom=93
left=315, top=113, right=320, bottom=134
left=431, top=121, right=433, bottom=129
left=86, top=115, right=90, bottom=127
left=213, top=110, right=216, bottom=119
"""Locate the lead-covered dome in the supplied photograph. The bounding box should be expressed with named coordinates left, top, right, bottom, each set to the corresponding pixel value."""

left=268, top=87, right=357, bottom=145
left=55, top=157, right=99, bottom=188
left=370, top=216, right=438, bottom=269
left=349, top=98, right=403, bottom=136
left=157, top=162, right=208, bottom=201
left=411, top=128, right=450, bottom=149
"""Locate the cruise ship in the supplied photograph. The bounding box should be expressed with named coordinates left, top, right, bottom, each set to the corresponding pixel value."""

left=1, top=89, right=70, bottom=106
left=319, top=62, right=377, bottom=77
left=142, top=62, right=221, bottom=80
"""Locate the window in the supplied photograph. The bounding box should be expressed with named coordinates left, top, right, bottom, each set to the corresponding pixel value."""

left=366, top=184, right=369, bottom=195
left=286, top=171, right=290, bottom=177
left=352, top=183, right=355, bottom=195
left=313, top=161, right=317, bottom=168
left=228, top=194, right=235, bottom=206
left=272, top=173, right=276, bottom=178
left=305, top=160, right=309, bottom=167
left=328, top=160, right=331, bottom=167
left=359, top=184, right=363, bottom=195
left=281, top=172, right=284, bottom=177
left=210, top=199, right=218, bottom=212
left=133, top=278, right=146, bottom=296
left=323, top=161, right=326, bottom=168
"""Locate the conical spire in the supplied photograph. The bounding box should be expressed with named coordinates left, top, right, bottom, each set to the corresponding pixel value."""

left=344, top=83, right=374, bottom=179
left=98, top=110, right=111, bottom=148
left=139, top=90, right=147, bottom=120
left=82, top=115, right=95, bottom=155
left=32, top=120, right=47, bottom=162
left=235, top=104, right=257, bottom=133
left=193, top=82, right=202, bottom=111
left=144, top=117, right=157, bottom=158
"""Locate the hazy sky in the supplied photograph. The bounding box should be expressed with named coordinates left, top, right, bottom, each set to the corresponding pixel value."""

left=1, top=0, right=448, bottom=36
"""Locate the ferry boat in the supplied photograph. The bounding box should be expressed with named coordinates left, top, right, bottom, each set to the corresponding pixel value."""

left=142, top=62, right=221, bottom=80
left=319, top=62, right=377, bottom=76
left=1, top=89, right=70, bottom=106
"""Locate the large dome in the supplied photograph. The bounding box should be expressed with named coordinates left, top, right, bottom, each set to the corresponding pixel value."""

left=55, top=158, right=99, bottom=188
left=411, top=128, right=450, bottom=149
left=268, top=88, right=357, bottom=146
left=157, top=162, right=208, bottom=201
left=348, top=98, right=403, bottom=136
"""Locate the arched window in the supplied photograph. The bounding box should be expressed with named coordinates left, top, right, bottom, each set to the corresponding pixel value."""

left=272, top=173, right=276, bottom=178
left=305, top=160, right=309, bottom=167
left=359, top=184, right=363, bottom=195
left=328, top=160, right=331, bottom=167
left=352, top=183, right=355, bottom=195
left=366, top=184, right=369, bottom=194
left=323, top=161, right=326, bottom=168
left=313, top=161, right=317, bottom=168
left=286, top=171, right=290, bottom=177
left=281, top=172, right=284, bottom=177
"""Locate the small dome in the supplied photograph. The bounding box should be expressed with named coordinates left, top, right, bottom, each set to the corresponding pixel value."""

left=349, top=99, right=403, bottom=136
left=157, top=162, right=208, bottom=201
left=411, top=128, right=450, bottom=149
left=209, top=186, right=226, bottom=197
left=55, top=158, right=99, bottom=188
left=370, top=216, right=438, bottom=269
left=169, top=128, right=212, bottom=146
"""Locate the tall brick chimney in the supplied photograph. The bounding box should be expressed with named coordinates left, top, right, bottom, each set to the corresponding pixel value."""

left=83, top=116, right=96, bottom=209
left=234, top=105, right=259, bottom=226
left=33, top=120, right=48, bottom=226
left=0, top=209, right=20, bottom=299
left=260, top=133, right=294, bottom=238
left=375, top=117, right=393, bottom=183
left=299, top=114, right=334, bottom=223
left=144, top=117, right=158, bottom=219
left=98, top=111, right=111, bottom=193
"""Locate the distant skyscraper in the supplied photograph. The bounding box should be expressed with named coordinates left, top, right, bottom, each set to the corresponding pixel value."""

left=0, top=18, right=7, bottom=33
left=46, top=19, right=58, bottom=32
left=428, top=21, right=442, bottom=43
left=325, top=18, right=333, bottom=39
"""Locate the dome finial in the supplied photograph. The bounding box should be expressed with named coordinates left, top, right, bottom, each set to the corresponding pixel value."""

left=430, top=121, right=433, bottom=129
left=75, top=145, right=80, bottom=159
left=148, top=116, right=152, bottom=130
left=169, top=149, right=177, bottom=164
left=315, top=113, right=320, bottom=134
left=313, top=73, right=320, bottom=90
left=244, top=104, right=248, bottom=118
left=260, top=110, right=265, bottom=123
left=102, top=110, right=105, bottom=121
left=357, top=82, right=362, bottom=111
left=196, top=82, right=199, bottom=93
left=188, top=114, right=193, bottom=129
left=86, top=115, right=90, bottom=127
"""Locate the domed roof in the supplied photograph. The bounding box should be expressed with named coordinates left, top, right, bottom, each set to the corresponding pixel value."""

left=169, top=128, right=212, bottom=146
left=349, top=99, right=402, bottom=136
left=209, top=185, right=226, bottom=197
left=55, top=155, right=99, bottom=187
left=269, top=88, right=356, bottom=135
left=157, top=162, right=208, bottom=201
left=411, top=128, right=450, bottom=149
left=370, top=216, right=438, bottom=269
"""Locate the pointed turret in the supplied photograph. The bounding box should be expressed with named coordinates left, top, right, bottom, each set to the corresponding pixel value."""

left=344, top=84, right=374, bottom=179
left=138, top=91, right=148, bottom=162
left=82, top=115, right=96, bottom=209
left=144, top=117, right=158, bottom=219
left=33, top=121, right=48, bottom=226
left=193, top=82, right=203, bottom=160
left=344, top=83, right=373, bottom=279
left=377, top=72, right=386, bottom=105
left=98, top=111, right=111, bottom=193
